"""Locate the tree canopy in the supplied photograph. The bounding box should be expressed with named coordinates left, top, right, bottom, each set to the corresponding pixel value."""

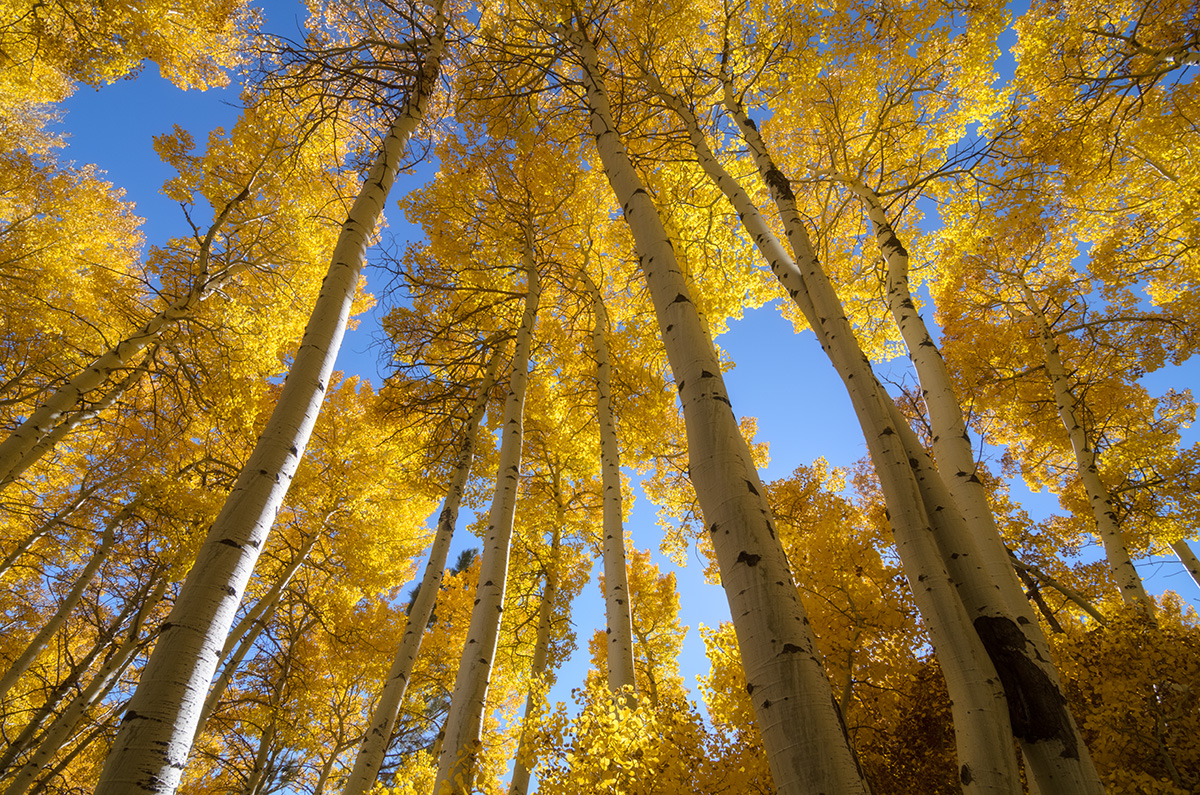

left=1, top=0, right=1198, bottom=794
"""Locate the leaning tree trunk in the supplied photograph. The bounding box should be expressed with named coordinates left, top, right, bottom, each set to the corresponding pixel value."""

left=191, top=530, right=320, bottom=746
left=3, top=577, right=166, bottom=795
left=572, top=32, right=870, bottom=795
left=508, top=517, right=561, bottom=795
left=846, top=180, right=1106, bottom=792
left=1017, top=276, right=1152, bottom=612
left=0, top=190, right=251, bottom=492
left=659, top=70, right=1018, bottom=793
left=580, top=270, right=637, bottom=697
left=0, top=498, right=134, bottom=706
left=433, top=245, right=540, bottom=795
left=0, top=568, right=151, bottom=776
left=1171, top=539, right=1200, bottom=590
left=342, top=347, right=502, bottom=795
left=92, top=14, right=445, bottom=792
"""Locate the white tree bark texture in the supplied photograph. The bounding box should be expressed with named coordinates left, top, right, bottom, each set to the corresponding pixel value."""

left=433, top=247, right=541, bottom=795
left=343, top=347, right=503, bottom=795
left=718, top=81, right=1023, bottom=795
left=190, top=530, right=321, bottom=746
left=850, top=182, right=1105, bottom=792
left=1018, top=276, right=1153, bottom=612
left=575, top=34, right=871, bottom=795
left=92, top=11, right=445, bottom=791
left=580, top=270, right=637, bottom=697
left=0, top=190, right=252, bottom=491
left=1171, top=539, right=1200, bottom=590
left=508, top=518, right=561, bottom=795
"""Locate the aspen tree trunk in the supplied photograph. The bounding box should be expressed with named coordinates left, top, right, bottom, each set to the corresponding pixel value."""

left=847, top=181, right=1105, bottom=792
left=93, top=14, right=445, bottom=791
left=1017, top=277, right=1152, bottom=611
left=221, top=531, right=319, bottom=666
left=192, top=532, right=320, bottom=745
left=1009, top=552, right=1109, bottom=626
left=0, top=191, right=251, bottom=490
left=3, top=578, right=166, bottom=795
left=0, top=485, right=96, bottom=582
left=508, top=519, right=561, bottom=795
left=580, top=270, right=637, bottom=696
left=571, top=32, right=870, bottom=795
left=433, top=246, right=540, bottom=795
left=665, top=74, right=1017, bottom=793
left=4, top=353, right=157, bottom=489
left=28, top=714, right=120, bottom=794
left=191, top=601, right=277, bottom=745
left=342, top=348, right=502, bottom=795
left=0, top=498, right=132, bottom=705
left=0, top=574, right=146, bottom=775
left=1170, top=539, right=1200, bottom=590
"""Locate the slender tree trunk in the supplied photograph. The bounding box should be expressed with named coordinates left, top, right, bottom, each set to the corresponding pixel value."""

left=573, top=33, right=870, bottom=795
left=661, top=73, right=1016, bottom=794
left=0, top=191, right=251, bottom=491
left=0, top=573, right=145, bottom=775
left=508, top=518, right=561, bottom=795
left=1170, top=539, right=1200, bottom=590
left=0, top=498, right=133, bottom=705
left=27, top=703, right=123, bottom=795
left=844, top=181, right=1105, bottom=792
left=1017, top=277, right=1152, bottom=611
left=433, top=244, right=540, bottom=795
left=0, top=471, right=109, bottom=583
left=342, top=348, right=502, bottom=795
left=3, top=578, right=166, bottom=795
left=93, top=15, right=445, bottom=792
left=580, top=270, right=636, bottom=696
left=1008, top=551, right=1109, bottom=626
left=192, top=532, right=321, bottom=746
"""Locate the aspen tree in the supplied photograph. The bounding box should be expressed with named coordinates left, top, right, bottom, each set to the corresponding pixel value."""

left=343, top=349, right=502, bottom=795
left=0, top=191, right=252, bottom=490
left=645, top=57, right=1018, bottom=790
left=92, top=7, right=446, bottom=790
left=508, top=515, right=561, bottom=795
left=842, top=179, right=1106, bottom=791
left=564, top=20, right=870, bottom=795
left=191, top=530, right=321, bottom=744
left=2, top=577, right=167, bottom=795
left=580, top=267, right=637, bottom=696
left=1171, top=540, right=1200, bottom=590
left=0, top=497, right=137, bottom=705
left=434, top=238, right=541, bottom=795
left=1015, top=275, right=1154, bottom=611
left=0, top=571, right=155, bottom=775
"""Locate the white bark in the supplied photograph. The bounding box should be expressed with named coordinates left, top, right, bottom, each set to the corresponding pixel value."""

left=191, top=530, right=320, bottom=745
left=1170, top=539, right=1200, bottom=590
left=3, top=352, right=158, bottom=490
left=0, top=499, right=131, bottom=705
left=1018, top=277, right=1152, bottom=611
left=342, top=348, right=502, bottom=795
left=3, top=578, right=166, bottom=795
left=92, top=15, right=445, bottom=792
left=718, top=81, right=1022, bottom=794
left=0, top=191, right=252, bottom=491
left=574, top=36, right=869, bottom=795
left=580, top=270, right=636, bottom=696
left=508, top=520, right=561, bottom=795
left=433, top=248, right=540, bottom=795
left=849, top=181, right=1105, bottom=793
